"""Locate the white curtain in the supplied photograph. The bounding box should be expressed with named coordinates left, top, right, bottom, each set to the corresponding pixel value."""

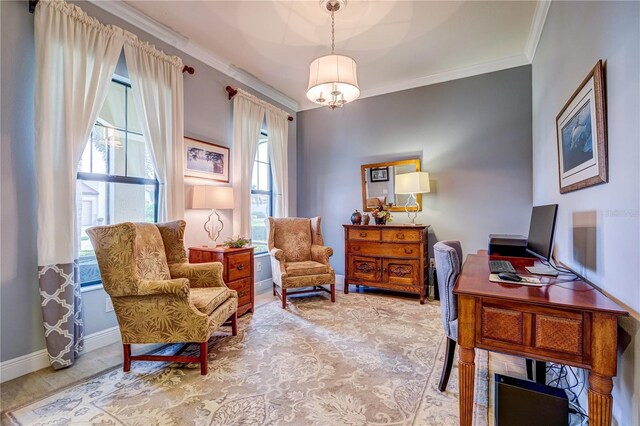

left=34, top=0, right=124, bottom=369
left=232, top=93, right=266, bottom=238
left=265, top=109, right=289, bottom=217
left=123, top=37, right=185, bottom=221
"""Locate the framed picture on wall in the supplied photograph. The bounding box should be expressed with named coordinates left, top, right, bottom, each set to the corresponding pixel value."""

left=556, top=60, right=608, bottom=194
left=370, top=167, right=389, bottom=182
left=184, top=137, right=230, bottom=182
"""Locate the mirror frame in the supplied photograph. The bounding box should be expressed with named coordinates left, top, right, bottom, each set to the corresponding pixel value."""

left=360, top=159, right=422, bottom=212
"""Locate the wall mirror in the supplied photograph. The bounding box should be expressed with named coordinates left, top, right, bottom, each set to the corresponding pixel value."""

left=360, top=159, right=422, bottom=212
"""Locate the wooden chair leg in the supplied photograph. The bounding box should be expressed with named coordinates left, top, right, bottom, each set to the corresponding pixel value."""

left=331, top=283, right=336, bottom=302
left=199, top=342, right=208, bottom=375
left=231, top=311, right=238, bottom=336
left=438, top=337, right=457, bottom=392
left=281, top=288, right=287, bottom=309
left=123, top=344, right=131, bottom=372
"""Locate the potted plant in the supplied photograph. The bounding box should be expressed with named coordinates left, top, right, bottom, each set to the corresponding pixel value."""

left=223, top=235, right=251, bottom=248
left=372, top=208, right=392, bottom=225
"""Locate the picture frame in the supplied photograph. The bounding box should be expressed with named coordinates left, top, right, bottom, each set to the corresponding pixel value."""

left=184, top=137, right=230, bottom=183
left=556, top=60, right=608, bottom=194
left=370, top=167, right=389, bottom=182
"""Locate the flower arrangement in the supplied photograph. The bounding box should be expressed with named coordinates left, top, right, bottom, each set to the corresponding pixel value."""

left=372, top=207, right=392, bottom=225
left=223, top=235, right=251, bottom=248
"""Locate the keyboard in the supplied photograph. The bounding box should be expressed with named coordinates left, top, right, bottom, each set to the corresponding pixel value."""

left=489, top=260, right=517, bottom=274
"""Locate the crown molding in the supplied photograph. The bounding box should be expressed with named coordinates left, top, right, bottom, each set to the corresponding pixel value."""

left=525, top=0, right=552, bottom=62
left=87, top=0, right=299, bottom=112
left=299, top=54, right=530, bottom=111
left=87, top=0, right=548, bottom=114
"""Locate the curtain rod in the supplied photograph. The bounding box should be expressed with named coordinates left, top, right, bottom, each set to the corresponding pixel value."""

left=28, top=0, right=195, bottom=75
left=225, top=86, right=294, bottom=122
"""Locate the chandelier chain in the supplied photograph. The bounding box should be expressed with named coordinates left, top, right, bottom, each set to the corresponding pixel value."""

left=331, top=9, right=335, bottom=54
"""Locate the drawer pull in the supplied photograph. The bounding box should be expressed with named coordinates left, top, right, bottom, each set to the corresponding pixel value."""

left=359, top=232, right=367, bottom=237
left=236, top=264, right=245, bottom=271
left=396, top=233, right=405, bottom=240
left=352, top=246, right=361, bottom=251
left=238, top=291, right=245, bottom=298
left=404, top=248, right=414, bottom=254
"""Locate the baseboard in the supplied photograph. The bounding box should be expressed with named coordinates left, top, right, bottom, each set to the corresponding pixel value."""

left=0, top=349, right=50, bottom=383
left=83, top=326, right=122, bottom=353
left=0, top=326, right=122, bottom=383
left=255, top=278, right=272, bottom=294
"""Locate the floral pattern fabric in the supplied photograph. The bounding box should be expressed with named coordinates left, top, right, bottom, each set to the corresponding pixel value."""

left=269, top=217, right=313, bottom=262
left=267, top=217, right=335, bottom=291
left=86, top=221, right=238, bottom=345
left=4, top=294, right=489, bottom=426
left=285, top=260, right=330, bottom=277
left=156, top=220, right=188, bottom=264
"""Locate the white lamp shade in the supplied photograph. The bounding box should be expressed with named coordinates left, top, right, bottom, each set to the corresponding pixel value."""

left=192, top=186, right=234, bottom=209
left=395, top=172, right=431, bottom=194
left=307, top=54, right=360, bottom=105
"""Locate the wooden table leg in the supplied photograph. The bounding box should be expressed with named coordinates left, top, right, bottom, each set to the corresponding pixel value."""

left=457, top=295, right=477, bottom=426
left=588, top=313, right=618, bottom=426
left=459, top=347, right=476, bottom=426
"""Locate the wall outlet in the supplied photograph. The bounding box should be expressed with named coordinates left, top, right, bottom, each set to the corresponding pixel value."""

left=429, top=258, right=436, bottom=269
left=256, top=261, right=262, bottom=272
left=105, top=297, right=114, bottom=313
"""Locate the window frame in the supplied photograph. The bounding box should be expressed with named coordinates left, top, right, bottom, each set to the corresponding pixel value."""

left=77, top=78, right=159, bottom=287
left=250, top=131, right=272, bottom=255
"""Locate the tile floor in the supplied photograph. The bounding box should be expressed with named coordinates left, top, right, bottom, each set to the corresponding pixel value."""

left=1, top=285, right=529, bottom=423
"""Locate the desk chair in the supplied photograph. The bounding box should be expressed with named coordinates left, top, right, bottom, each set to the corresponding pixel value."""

left=434, top=240, right=463, bottom=391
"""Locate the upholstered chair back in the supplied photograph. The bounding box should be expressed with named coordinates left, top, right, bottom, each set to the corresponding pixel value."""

left=133, top=223, right=171, bottom=280
left=434, top=240, right=463, bottom=341
left=156, top=220, right=189, bottom=264
left=87, top=222, right=140, bottom=297
left=87, top=222, right=175, bottom=297
left=267, top=217, right=324, bottom=262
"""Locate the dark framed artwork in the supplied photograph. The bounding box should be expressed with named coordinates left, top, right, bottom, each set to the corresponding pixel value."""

left=184, top=137, right=230, bottom=183
left=370, top=167, right=389, bottom=182
left=556, top=60, right=608, bottom=194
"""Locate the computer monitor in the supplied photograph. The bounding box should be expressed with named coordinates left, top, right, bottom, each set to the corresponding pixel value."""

left=526, top=204, right=559, bottom=261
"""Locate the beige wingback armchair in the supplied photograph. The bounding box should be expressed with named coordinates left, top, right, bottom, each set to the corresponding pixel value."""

left=86, top=220, right=238, bottom=375
left=266, top=217, right=335, bottom=309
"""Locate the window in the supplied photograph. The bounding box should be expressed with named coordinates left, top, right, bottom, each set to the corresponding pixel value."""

left=77, top=79, right=158, bottom=287
left=250, top=132, right=272, bottom=254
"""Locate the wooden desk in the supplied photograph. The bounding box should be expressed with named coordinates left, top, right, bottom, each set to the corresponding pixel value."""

left=453, top=251, right=628, bottom=426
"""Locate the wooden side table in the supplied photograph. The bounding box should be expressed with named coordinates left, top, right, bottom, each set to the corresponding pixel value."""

left=188, top=246, right=255, bottom=316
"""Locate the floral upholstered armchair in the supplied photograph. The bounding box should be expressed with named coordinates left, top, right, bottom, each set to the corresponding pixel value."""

left=86, top=220, right=238, bottom=375
left=266, top=217, right=335, bottom=309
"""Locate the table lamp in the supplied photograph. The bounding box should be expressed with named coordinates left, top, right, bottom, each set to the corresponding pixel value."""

left=394, top=172, right=431, bottom=224
left=191, top=185, right=234, bottom=247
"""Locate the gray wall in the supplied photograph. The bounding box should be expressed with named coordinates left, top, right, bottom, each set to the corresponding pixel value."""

left=297, top=66, right=533, bottom=274
left=532, top=1, right=640, bottom=423
left=0, top=0, right=294, bottom=361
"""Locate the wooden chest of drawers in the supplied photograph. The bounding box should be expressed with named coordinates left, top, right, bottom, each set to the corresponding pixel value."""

left=343, top=225, right=429, bottom=304
left=188, top=246, right=254, bottom=316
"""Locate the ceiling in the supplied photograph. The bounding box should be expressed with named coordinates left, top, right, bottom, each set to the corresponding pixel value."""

left=118, top=1, right=546, bottom=111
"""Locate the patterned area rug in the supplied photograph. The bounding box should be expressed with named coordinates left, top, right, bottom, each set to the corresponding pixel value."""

left=4, top=293, right=488, bottom=425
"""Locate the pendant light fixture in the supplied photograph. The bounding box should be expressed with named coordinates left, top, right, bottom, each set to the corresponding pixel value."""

left=306, top=0, right=360, bottom=109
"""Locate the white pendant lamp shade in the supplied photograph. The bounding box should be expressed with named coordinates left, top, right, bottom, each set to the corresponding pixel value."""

left=307, top=54, right=360, bottom=107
